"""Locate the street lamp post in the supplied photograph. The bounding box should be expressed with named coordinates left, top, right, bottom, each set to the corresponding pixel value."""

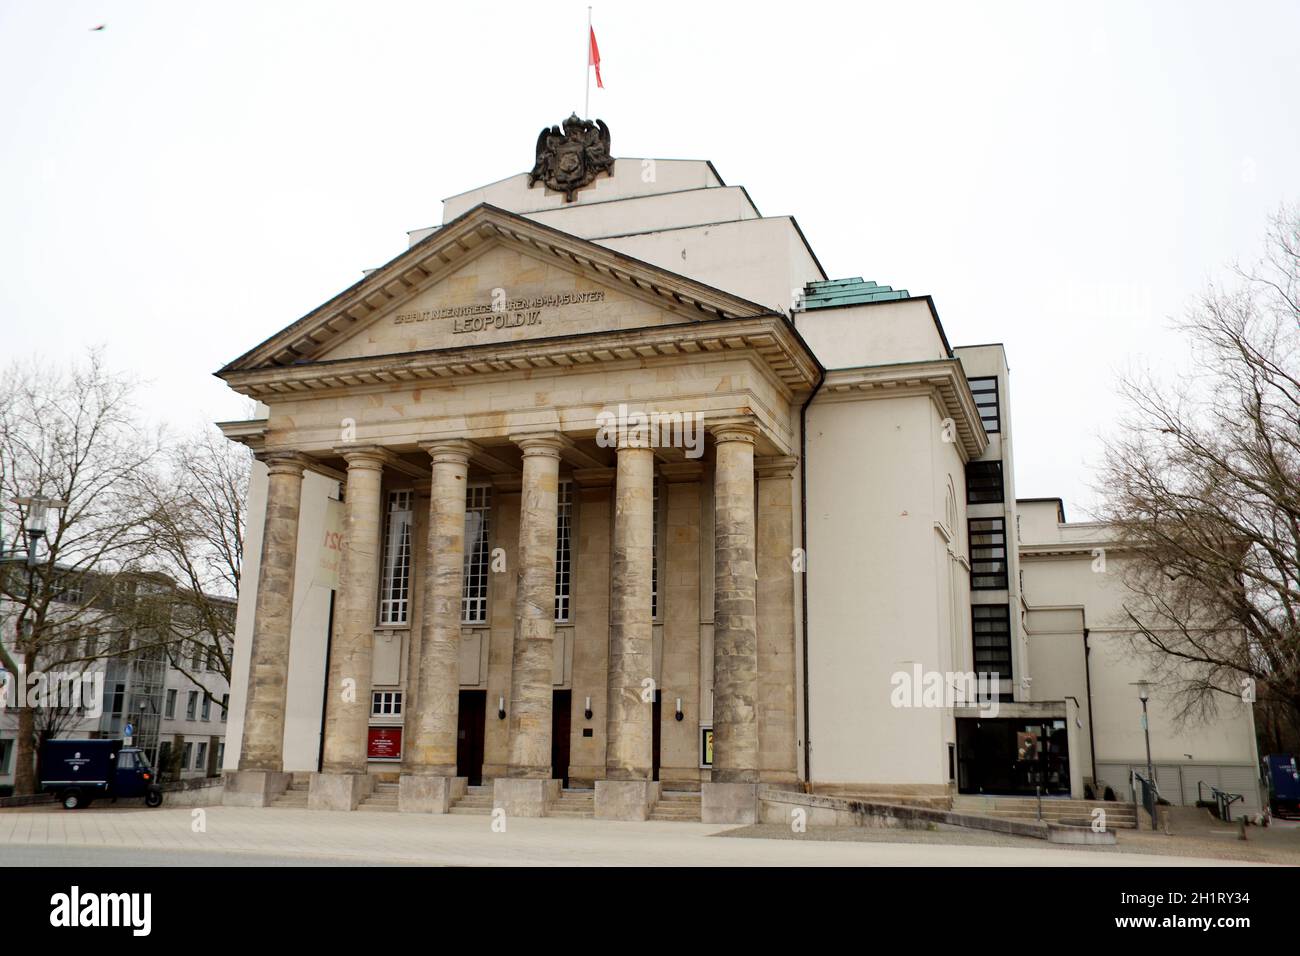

left=9, top=494, right=68, bottom=796
left=1134, top=679, right=1157, bottom=830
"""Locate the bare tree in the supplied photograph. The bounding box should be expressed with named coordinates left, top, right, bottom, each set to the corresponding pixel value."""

left=118, top=426, right=249, bottom=704
left=1100, top=205, right=1300, bottom=729
left=0, top=350, right=160, bottom=794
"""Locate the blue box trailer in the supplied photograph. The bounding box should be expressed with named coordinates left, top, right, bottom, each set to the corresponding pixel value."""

left=1264, top=754, right=1299, bottom=818
left=39, top=739, right=163, bottom=810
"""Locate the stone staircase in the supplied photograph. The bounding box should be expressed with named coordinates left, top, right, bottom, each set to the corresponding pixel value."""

left=649, top=790, right=702, bottom=822
left=269, top=779, right=309, bottom=809
left=449, top=784, right=494, bottom=816
left=549, top=788, right=595, bottom=818
left=951, top=795, right=1138, bottom=829
left=358, top=781, right=399, bottom=812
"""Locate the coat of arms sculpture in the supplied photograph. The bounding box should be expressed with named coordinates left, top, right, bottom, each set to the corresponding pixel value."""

left=528, top=114, right=614, bottom=202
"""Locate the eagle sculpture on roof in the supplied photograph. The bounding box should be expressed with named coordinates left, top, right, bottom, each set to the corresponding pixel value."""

left=528, top=114, right=614, bottom=202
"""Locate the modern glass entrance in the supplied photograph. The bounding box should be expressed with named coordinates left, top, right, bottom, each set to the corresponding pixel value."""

left=956, top=717, right=1070, bottom=795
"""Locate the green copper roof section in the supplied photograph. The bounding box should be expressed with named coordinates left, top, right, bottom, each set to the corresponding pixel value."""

left=800, top=277, right=910, bottom=309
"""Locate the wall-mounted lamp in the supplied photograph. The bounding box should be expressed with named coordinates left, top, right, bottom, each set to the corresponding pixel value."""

left=674, top=698, right=683, bottom=722
left=584, top=696, right=593, bottom=721
left=497, top=695, right=506, bottom=720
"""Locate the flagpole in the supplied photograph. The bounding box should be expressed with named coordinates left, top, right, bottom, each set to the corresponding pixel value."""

left=584, top=7, right=592, bottom=117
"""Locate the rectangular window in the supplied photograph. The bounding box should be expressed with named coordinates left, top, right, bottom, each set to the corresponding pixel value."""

left=968, top=376, right=1000, bottom=433
left=194, top=742, right=208, bottom=771
left=969, top=517, right=1009, bottom=590
left=554, top=480, right=573, bottom=623
left=216, top=742, right=224, bottom=770
left=164, top=689, right=177, bottom=720
left=378, top=490, right=414, bottom=626
left=186, top=691, right=198, bottom=721
left=111, top=683, right=125, bottom=717
left=220, top=694, right=229, bottom=721
left=181, top=741, right=193, bottom=770
left=371, top=690, right=403, bottom=716
left=201, top=696, right=211, bottom=721
left=966, top=461, right=1004, bottom=504
left=651, top=479, right=660, bottom=619
left=972, top=604, right=1012, bottom=679
left=191, top=643, right=204, bottom=672
left=461, top=485, right=492, bottom=624
left=0, top=738, right=11, bottom=776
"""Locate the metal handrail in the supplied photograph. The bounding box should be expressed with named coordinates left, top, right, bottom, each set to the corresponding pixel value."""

left=1197, top=780, right=1244, bottom=822
left=1132, top=771, right=1161, bottom=830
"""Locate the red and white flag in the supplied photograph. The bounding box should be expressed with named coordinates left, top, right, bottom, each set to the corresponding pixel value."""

left=588, top=25, right=604, bottom=88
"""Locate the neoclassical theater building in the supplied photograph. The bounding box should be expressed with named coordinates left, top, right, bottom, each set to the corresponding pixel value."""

left=217, top=118, right=1261, bottom=821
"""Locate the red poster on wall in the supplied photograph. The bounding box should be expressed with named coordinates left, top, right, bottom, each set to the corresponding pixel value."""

left=367, top=727, right=402, bottom=760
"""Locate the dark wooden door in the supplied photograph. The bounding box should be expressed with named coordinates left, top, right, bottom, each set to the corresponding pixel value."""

left=652, top=690, right=662, bottom=782
left=551, top=690, right=571, bottom=787
left=457, top=690, right=486, bottom=786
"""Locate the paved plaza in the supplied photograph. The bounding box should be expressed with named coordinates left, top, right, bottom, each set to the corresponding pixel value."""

left=0, top=805, right=1265, bottom=867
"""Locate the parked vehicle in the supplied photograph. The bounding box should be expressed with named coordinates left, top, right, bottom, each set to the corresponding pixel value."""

left=1264, top=753, right=1299, bottom=818
left=39, top=739, right=163, bottom=810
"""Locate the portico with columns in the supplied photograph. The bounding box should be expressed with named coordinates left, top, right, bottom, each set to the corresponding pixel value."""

left=217, top=203, right=819, bottom=820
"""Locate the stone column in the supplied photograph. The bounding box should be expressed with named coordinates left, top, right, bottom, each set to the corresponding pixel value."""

left=704, top=418, right=761, bottom=823
left=756, top=456, right=799, bottom=784
left=225, top=453, right=304, bottom=807
left=605, top=441, right=655, bottom=778
left=400, top=440, right=476, bottom=813
left=311, top=447, right=385, bottom=810
left=496, top=433, right=563, bottom=816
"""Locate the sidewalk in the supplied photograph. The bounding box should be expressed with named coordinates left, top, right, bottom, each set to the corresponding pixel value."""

left=0, top=806, right=1255, bottom=866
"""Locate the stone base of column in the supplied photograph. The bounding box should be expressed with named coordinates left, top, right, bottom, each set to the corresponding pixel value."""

left=398, top=774, right=467, bottom=813
left=221, top=770, right=292, bottom=808
left=595, top=780, right=660, bottom=821
left=493, top=777, right=560, bottom=818
left=701, top=782, right=761, bottom=824
left=759, top=769, right=800, bottom=785
left=308, top=772, right=373, bottom=811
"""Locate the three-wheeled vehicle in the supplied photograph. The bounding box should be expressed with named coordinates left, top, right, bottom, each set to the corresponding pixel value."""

left=39, top=738, right=164, bottom=810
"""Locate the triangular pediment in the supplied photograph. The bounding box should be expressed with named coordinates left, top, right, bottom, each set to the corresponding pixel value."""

left=318, top=243, right=695, bottom=362
left=219, top=204, right=774, bottom=374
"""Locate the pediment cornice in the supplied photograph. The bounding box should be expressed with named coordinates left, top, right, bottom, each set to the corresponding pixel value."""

left=219, top=203, right=783, bottom=375
left=219, top=313, right=820, bottom=401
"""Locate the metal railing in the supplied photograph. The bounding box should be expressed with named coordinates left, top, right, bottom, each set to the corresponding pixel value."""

left=1131, top=770, right=1160, bottom=830
left=1197, top=781, right=1244, bottom=823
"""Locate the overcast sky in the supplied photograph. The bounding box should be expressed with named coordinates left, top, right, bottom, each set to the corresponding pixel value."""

left=2, top=1, right=1296, bottom=517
